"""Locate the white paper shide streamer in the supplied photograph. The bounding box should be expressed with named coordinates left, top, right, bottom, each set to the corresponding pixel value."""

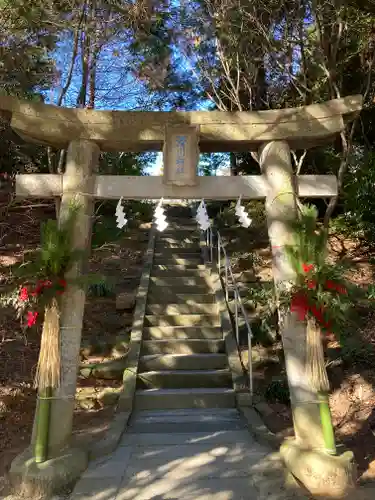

left=115, top=197, right=128, bottom=229
left=195, top=200, right=211, bottom=231
left=235, top=196, right=252, bottom=228
left=154, top=198, right=168, bottom=232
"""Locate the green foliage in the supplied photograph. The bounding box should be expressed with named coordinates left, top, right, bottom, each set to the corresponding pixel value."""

left=7, top=204, right=103, bottom=307
left=285, top=205, right=329, bottom=273
left=283, top=204, right=360, bottom=338
left=0, top=0, right=58, bottom=175
left=123, top=200, right=154, bottom=227
left=88, top=280, right=115, bottom=298
left=265, top=378, right=290, bottom=406
left=199, top=153, right=228, bottom=176
left=215, top=200, right=266, bottom=230
left=342, top=152, right=375, bottom=243
left=340, top=336, right=375, bottom=366
left=247, top=283, right=278, bottom=346
left=92, top=215, right=124, bottom=249
left=15, top=203, right=82, bottom=280
left=39, top=219, right=79, bottom=277
left=99, top=152, right=155, bottom=176
left=92, top=201, right=153, bottom=248
left=0, top=0, right=57, bottom=95
left=367, top=284, right=375, bottom=300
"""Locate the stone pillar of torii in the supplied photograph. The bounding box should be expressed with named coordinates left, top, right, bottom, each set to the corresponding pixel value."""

left=0, top=95, right=362, bottom=490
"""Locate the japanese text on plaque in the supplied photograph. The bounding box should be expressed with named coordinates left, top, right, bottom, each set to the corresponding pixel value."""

left=175, top=135, right=187, bottom=174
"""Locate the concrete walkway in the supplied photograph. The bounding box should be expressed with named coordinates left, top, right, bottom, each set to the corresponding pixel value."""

left=70, top=409, right=306, bottom=500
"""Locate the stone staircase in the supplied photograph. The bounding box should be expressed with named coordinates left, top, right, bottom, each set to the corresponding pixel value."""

left=69, top=205, right=306, bottom=500
left=134, top=205, right=236, bottom=411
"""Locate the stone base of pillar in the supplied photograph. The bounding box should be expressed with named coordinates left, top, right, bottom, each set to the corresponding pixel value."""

left=8, top=446, right=88, bottom=497
left=280, top=439, right=357, bottom=498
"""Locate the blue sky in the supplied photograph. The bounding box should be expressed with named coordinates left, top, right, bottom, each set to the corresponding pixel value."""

left=44, top=24, right=229, bottom=176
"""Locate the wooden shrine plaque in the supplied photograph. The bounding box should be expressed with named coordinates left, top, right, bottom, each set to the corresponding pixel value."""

left=163, top=125, right=199, bottom=186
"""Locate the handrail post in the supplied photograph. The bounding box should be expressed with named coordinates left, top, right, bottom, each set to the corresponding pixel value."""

left=218, top=237, right=221, bottom=274
left=248, top=329, right=253, bottom=399
left=207, top=228, right=253, bottom=399
left=234, top=290, right=239, bottom=345
left=225, top=258, right=229, bottom=302
left=210, top=228, right=213, bottom=263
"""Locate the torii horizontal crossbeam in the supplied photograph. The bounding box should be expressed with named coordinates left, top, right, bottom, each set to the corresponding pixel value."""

left=15, top=174, right=337, bottom=200
left=0, top=95, right=362, bottom=152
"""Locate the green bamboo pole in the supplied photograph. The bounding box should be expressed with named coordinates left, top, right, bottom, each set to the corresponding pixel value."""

left=34, top=387, right=51, bottom=463
left=318, top=391, right=336, bottom=455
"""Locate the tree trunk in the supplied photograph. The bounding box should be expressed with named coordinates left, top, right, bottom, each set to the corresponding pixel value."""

left=230, top=152, right=237, bottom=176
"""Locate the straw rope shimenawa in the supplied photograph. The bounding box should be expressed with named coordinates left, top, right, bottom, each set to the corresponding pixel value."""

left=34, top=297, right=61, bottom=390
left=306, top=316, right=330, bottom=393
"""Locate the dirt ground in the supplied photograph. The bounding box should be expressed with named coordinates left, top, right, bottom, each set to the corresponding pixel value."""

left=0, top=199, right=149, bottom=488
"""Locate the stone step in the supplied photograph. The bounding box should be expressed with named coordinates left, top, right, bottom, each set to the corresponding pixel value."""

left=143, top=326, right=222, bottom=340
left=152, top=257, right=203, bottom=266
left=149, top=276, right=210, bottom=287
left=158, top=232, right=200, bottom=243
left=158, top=236, right=199, bottom=244
left=155, top=245, right=200, bottom=252
left=141, top=339, right=225, bottom=355
left=137, top=369, right=232, bottom=390
left=127, top=419, right=245, bottom=434
left=151, top=267, right=207, bottom=278
left=156, top=239, right=199, bottom=246
left=128, top=408, right=244, bottom=432
left=148, top=283, right=210, bottom=295
left=161, top=224, right=197, bottom=231
left=146, top=303, right=218, bottom=315
left=152, top=264, right=206, bottom=271
left=165, top=216, right=193, bottom=222
left=154, top=248, right=202, bottom=256
left=131, top=408, right=241, bottom=422
left=139, top=353, right=228, bottom=371
left=134, top=387, right=236, bottom=410
left=147, top=292, right=215, bottom=304
left=144, top=314, right=220, bottom=328
left=127, top=420, right=246, bottom=435
left=120, top=429, right=255, bottom=447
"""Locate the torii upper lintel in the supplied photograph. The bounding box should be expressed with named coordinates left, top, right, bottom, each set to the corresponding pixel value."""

left=0, top=95, right=362, bottom=153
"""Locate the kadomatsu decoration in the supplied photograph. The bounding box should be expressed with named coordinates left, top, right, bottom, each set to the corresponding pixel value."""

left=282, top=204, right=353, bottom=455
left=11, top=204, right=101, bottom=392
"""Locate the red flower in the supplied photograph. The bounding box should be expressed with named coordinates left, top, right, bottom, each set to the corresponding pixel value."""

left=325, top=280, right=347, bottom=295
left=291, top=293, right=309, bottom=321
left=302, top=263, right=314, bottom=273
left=325, top=280, right=335, bottom=290
left=19, top=287, right=29, bottom=302
left=310, top=304, right=324, bottom=323
left=336, top=285, right=347, bottom=295
left=31, top=279, right=53, bottom=297
left=310, top=304, right=332, bottom=330
left=27, top=311, right=38, bottom=327
left=307, top=280, right=317, bottom=289
left=56, top=279, right=67, bottom=295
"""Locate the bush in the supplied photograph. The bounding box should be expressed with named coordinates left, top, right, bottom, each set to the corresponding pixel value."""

left=265, top=378, right=290, bottom=405
left=342, top=152, right=375, bottom=243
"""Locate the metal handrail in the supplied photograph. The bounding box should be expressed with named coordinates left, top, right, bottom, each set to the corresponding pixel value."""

left=205, top=226, right=253, bottom=399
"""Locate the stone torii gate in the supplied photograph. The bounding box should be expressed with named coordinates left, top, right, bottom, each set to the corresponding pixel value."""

left=0, top=95, right=362, bottom=491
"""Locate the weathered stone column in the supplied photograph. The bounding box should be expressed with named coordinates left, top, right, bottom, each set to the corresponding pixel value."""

left=46, top=139, right=99, bottom=455
left=259, top=140, right=325, bottom=451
